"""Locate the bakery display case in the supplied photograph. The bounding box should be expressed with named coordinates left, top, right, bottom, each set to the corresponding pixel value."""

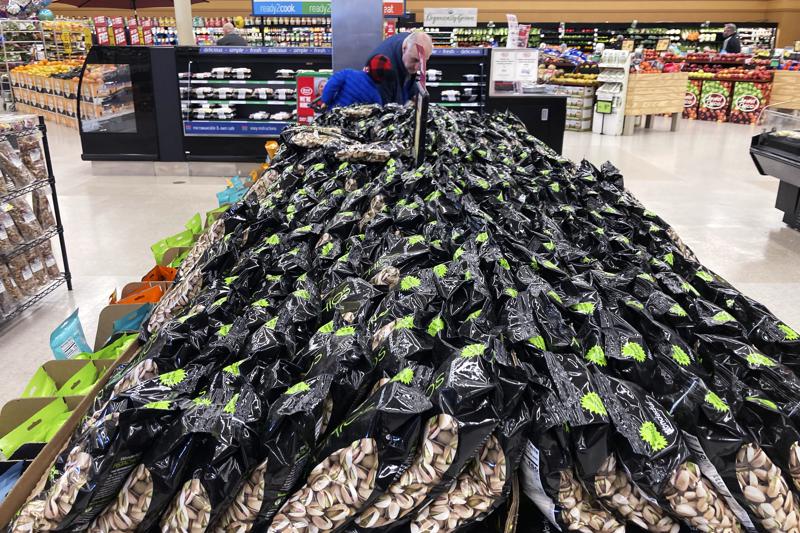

left=751, top=107, right=800, bottom=230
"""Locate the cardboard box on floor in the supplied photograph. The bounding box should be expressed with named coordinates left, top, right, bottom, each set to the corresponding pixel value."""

left=0, top=333, right=140, bottom=527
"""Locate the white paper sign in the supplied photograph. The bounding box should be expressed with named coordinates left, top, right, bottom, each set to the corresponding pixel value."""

left=491, top=48, right=539, bottom=83
left=423, top=7, right=478, bottom=27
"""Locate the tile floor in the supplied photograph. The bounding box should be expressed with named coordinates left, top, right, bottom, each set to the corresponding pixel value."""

left=0, top=116, right=798, bottom=404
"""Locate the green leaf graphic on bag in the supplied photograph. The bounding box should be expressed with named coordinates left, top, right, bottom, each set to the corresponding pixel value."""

left=286, top=382, right=310, bottom=395
left=746, top=352, right=776, bottom=368
left=395, top=316, right=414, bottom=330
left=407, top=235, right=425, bottom=246
left=265, top=317, right=278, bottom=330
left=321, top=243, right=334, bottom=257
left=547, top=291, right=562, bottom=304
left=224, top=360, right=243, bottom=376
left=427, top=316, right=444, bottom=337
left=705, top=391, right=729, bottom=412
left=696, top=271, right=714, bottom=282
left=669, top=304, right=688, bottom=317
left=571, top=302, right=595, bottom=315
left=159, top=368, right=187, bottom=387
left=580, top=392, right=607, bottom=416
left=466, top=310, right=481, bottom=322
left=218, top=324, right=232, bottom=337
left=504, top=287, right=518, bottom=298
left=252, top=299, right=270, bottom=309
left=391, top=368, right=414, bottom=385
left=663, top=252, right=674, bottom=266
left=400, top=276, right=421, bottom=291
left=681, top=281, right=700, bottom=296
left=476, top=232, right=488, bottom=244
left=335, top=326, right=355, bottom=337
left=671, top=345, right=691, bottom=366
left=585, top=345, right=607, bottom=367
left=433, top=264, right=448, bottom=278
left=622, top=341, right=647, bottom=363
left=640, top=421, right=668, bottom=451
left=712, top=311, right=736, bottom=324
left=747, top=396, right=778, bottom=410
left=636, top=273, right=656, bottom=283
left=293, top=289, right=310, bottom=300
left=224, top=394, right=240, bottom=414
left=528, top=336, right=546, bottom=350
left=461, top=344, right=486, bottom=358
left=318, top=321, right=334, bottom=334
left=144, top=400, right=172, bottom=410
left=778, top=324, right=800, bottom=341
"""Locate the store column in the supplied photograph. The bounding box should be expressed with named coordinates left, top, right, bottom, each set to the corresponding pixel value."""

left=174, top=0, right=194, bottom=46
left=331, top=0, right=383, bottom=71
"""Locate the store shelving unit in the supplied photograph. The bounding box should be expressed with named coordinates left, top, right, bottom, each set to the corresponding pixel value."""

left=0, top=116, right=72, bottom=325
left=427, top=48, right=489, bottom=113
left=593, top=50, right=631, bottom=136
left=41, top=21, right=89, bottom=61
left=0, top=20, right=44, bottom=75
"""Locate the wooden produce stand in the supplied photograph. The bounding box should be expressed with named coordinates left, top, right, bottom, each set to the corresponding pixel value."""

left=770, top=71, right=800, bottom=111
left=622, top=72, right=690, bottom=135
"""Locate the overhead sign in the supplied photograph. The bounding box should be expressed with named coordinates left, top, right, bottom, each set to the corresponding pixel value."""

left=252, top=0, right=331, bottom=16
left=423, top=7, right=478, bottom=27
left=383, top=0, right=404, bottom=17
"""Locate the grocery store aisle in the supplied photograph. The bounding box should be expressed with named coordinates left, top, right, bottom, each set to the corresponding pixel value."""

left=0, top=116, right=798, bottom=405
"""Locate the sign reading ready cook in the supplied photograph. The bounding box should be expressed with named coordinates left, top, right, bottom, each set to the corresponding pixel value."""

left=252, top=0, right=331, bottom=16
left=252, top=0, right=404, bottom=16
left=423, top=7, right=478, bottom=27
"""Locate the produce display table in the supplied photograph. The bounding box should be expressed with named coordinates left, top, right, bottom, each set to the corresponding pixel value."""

left=622, top=72, right=688, bottom=135
left=771, top=71, right=800, bottom=111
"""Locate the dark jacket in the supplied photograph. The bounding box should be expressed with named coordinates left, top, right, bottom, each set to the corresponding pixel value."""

left=365, top=33, right=416, bottom=105
left=216, top=33, right=249, bottom=46
left=721, top=33, right=742, bottom=54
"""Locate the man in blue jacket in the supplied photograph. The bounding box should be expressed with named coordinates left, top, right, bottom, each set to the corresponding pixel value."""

left=366, top=31, right=433, bottom=105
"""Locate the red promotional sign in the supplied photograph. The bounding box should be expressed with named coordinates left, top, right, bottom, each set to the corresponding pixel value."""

left=127, top=18, right=140, bottom=45
left=383, top=0, right=404, bottom=17
left=112, top=16, right=127, bottom=46
left=141, top=18, right=154, bottom=45
left=94, top=16, right=110, bottom=45
left=296, top=73, right=329, bottom=124
left=385, top=19, right=396, bottom=38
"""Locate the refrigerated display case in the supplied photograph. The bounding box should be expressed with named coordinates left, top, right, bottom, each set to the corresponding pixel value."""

left=175, top=46, right=331, bottom=161
left=751, top=107, right=800, bottom=230
left=77, top=46, right=160, bottom=160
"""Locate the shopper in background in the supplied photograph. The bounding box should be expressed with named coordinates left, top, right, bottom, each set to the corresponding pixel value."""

left=720, top=23, right=742, bottom=54
left=216, top=23, right=248, bottom=46
left=365, top=31, right=434, bottom=105
left=319, top=54, right=395, bottom=108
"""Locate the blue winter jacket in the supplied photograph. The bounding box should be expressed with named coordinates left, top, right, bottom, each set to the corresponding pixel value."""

left=320, top=70, right=383, bottom=108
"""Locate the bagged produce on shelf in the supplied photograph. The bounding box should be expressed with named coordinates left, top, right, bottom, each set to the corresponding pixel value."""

left=0, top=210, right=23, bottom=246
left=0, top=138, right=36, bottom=188
left=32, top=189, right=56, bottom=229
left=7, top=255, right=37, bottom=297
left=36, top=241, right=60, bottom=280
left=18, top=132, right=47, bottom=181
left=7, top=197, right=42, bottom=241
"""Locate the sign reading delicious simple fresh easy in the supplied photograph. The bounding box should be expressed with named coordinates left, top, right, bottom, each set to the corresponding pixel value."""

left=423, top=7, right=478, bottom=27
left=252, top=0, right=331, bottom=16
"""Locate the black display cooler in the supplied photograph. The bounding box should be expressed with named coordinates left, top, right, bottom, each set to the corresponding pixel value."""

left=77, top=46, right=566, bottom=163
left=176, top=46, right=331, bottom=161
left=750, top=108, right=800, bottom=231
left=78, top=46, right=331, bottom=163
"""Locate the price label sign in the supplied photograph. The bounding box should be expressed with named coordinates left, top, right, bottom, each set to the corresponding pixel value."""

left=61, top=29, right=72, bottom=54
left=596, top=100, right=613, bottom=114
left=621, top=40, right=635, bottom=52
left=656, top=38, right=671, bottom=51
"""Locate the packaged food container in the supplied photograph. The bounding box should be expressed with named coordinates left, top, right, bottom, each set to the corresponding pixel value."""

left=211, top=67, right=232, bottom=79
left=231, top=68, right=252, bottom=79
left=253, top=87, right=275, bottom=100
left=441, top=90, right=460, bottom=102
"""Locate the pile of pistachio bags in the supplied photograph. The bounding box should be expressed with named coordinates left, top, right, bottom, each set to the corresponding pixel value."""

left=10, top=104, right=800, bottom=533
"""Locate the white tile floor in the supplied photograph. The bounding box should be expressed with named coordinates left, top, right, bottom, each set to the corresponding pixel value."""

left=0, top=116, right=798, bottom=405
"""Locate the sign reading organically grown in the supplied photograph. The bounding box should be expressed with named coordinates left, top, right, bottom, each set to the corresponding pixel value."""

left=423, top=7, right=478, bottom=27
left=252, top=0, right=331, bottom=16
